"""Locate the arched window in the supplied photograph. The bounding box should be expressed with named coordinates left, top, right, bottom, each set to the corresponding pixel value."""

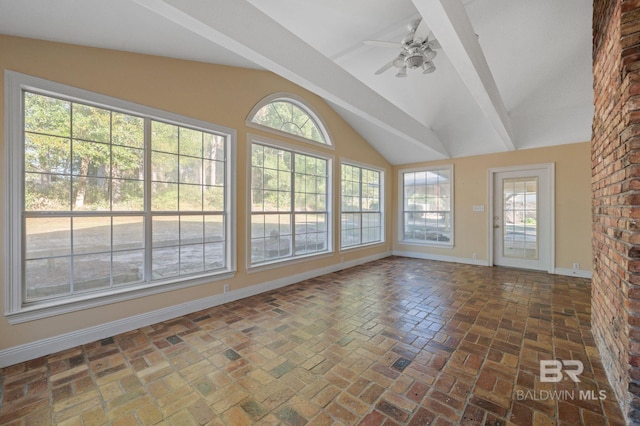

left=247, top=94, right=331, bottom=146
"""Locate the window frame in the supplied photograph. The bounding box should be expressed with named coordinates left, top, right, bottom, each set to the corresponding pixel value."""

left=4, top=71, right=237, bottom=323
left=247, top=134, right=333, bottom=271
left=398, top=164, right=454, bottom=248
left=340, top=160, right=385, bottom=251
left=246, top=93, right=333, bottom=149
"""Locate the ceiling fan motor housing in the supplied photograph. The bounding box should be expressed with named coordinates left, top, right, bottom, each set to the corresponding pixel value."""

left=406, top=53, right=424, bottom=69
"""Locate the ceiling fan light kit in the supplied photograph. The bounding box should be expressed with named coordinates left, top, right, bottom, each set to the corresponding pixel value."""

left=406, top=52, right=424, bottom=68
left=366, top=18, right=441, bottom=78
left=393, top=54, right=406, bottom=68
left=422, top=61, right=436, bottom=74
left=423, top=47, right=437, bottom=61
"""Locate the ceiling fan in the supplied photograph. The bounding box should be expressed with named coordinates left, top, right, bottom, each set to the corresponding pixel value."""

left=365, top=18, right=441, bottom=77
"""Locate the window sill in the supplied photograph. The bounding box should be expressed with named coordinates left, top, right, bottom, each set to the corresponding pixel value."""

left=340, top=241, right=386, bottom=252
left=5, top=270, right=236, bottom=324
left=247, top=251, right=334, bottom=274
left=398, top=240, right=454, bottom=249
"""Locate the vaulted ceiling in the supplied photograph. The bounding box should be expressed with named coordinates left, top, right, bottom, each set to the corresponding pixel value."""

left=0, top=0, right=592, bottom=165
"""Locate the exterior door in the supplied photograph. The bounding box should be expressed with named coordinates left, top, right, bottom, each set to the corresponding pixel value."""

left=492, top=165, right=553, bottom=272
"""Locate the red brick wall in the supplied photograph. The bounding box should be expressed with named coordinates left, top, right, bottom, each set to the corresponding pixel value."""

left=592, top=0, right=640, bottom=422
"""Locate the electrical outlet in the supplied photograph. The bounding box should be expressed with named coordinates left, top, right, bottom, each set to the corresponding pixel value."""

left=472, top=253, right=478, bottom=261
left=573, top=263, right=580, bottom=271
left=223, top=284, right=229, bottom=293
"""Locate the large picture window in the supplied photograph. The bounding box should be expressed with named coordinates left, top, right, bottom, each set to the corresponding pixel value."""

left=341, top=163, right=383, bottom=249
left=5, top=72, right=235, bottom=321
left=250, top=141, right=331, bottom=266
left=400, top=166, right=453, bottom=246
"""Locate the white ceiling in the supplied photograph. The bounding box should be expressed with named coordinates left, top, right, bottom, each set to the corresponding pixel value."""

left=0, top=0, right=593, bottom=165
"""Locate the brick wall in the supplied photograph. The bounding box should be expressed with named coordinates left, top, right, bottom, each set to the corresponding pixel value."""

left=592, top=0, right=640, bottom=423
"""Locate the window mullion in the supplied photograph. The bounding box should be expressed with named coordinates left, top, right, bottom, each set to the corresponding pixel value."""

left=359, top=168, right=363, bottom=213
left=290, top=152, right=296, bottom=257
left=177, top=127, right=182, bottom=275
left=109, top=111, right=114, bottom=289
left=200, top=133, right=205, bottom=271
left=144, top=118, right=153, bottom=283
left=69, top=102, right=75, bottom=296
left=359, top=167, right=363, bottom=245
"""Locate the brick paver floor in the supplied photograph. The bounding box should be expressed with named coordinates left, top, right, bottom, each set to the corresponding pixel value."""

left=0, top=257, right=627, bottom=425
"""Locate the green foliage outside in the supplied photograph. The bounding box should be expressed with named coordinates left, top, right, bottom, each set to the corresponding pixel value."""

left=24, top=92, right=226, bottom=213
left=25, top=92, right=144, bottom=211
left=341, top=164, right=380, bottom=213
left=151, top=121, right=225, bottom=212
left=252, top=100, right=326, bottom=144
left=251, top=143, right=327, bottom=213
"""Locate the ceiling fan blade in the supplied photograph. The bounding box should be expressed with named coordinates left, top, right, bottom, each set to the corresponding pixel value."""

left=364, top=40, right=404, bottom=48
left=374, top=59, right=396, bottom=75
left=414, top=18, right=430, bottom=43
left=408, top=18, right=421, bottom=34
left=426, top=38, right=442, bottom=50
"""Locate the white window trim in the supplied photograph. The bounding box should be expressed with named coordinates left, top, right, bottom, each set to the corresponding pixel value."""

left=246, top=92, right=334, bottom=150
left=397, top=164, right=454, bottom=248
left=246, top=133, right=334, bottom=271
left=339, top=159, right=385, bottom=252
left=4, top=70, right=237, bottom=324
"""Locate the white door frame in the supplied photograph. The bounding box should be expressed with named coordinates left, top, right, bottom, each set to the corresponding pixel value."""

left=487, top=163, right=555, bottom=273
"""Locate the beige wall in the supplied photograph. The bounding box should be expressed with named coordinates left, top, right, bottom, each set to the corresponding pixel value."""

left=393, top=142, right=593, bottom=273
left=0, top=36, right=392, bottom=350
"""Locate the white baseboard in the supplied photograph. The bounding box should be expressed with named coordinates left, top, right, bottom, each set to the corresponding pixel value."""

left=392, top=250, right=491, bottom=266
left=393, top=250, right=593, bottom=279
left=0, top=251, right=391, bottom=368
left=554, top=267, right=592, bottom=279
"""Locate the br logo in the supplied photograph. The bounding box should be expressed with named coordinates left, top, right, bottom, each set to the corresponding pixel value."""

left=540, top=360, right=583, bottom=382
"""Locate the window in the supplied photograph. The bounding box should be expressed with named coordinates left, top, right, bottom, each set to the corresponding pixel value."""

left=250, top=141, right=331, bottom=266
left=400, top=166, right=453, bottom=246
left=150, top=121, right=227, bottom=279
left=5, top=72, right=235, bottom=321
left=248, top=94, right=330, bottom=146
left=341, top=163, right=383, bottom=249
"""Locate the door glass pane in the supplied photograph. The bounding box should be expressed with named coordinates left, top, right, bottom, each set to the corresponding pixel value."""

left=503, top=177, right=538, bottom=260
